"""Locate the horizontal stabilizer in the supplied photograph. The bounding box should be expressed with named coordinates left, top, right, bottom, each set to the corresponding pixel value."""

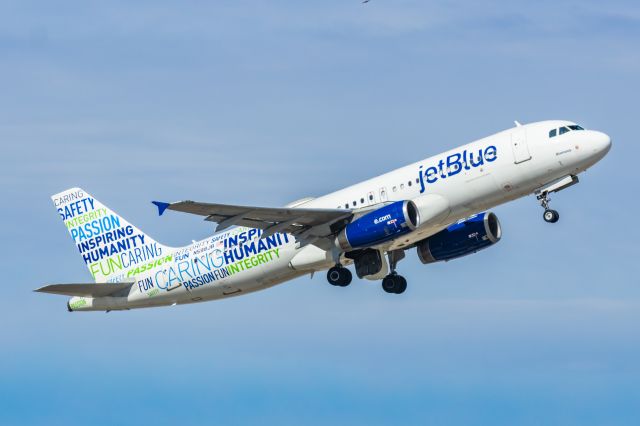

left=35, top=282, right=134, bottom=297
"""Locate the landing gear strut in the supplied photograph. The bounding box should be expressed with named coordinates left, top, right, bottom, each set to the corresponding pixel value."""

left=382, top=250, right=407, bottom=294
left=327, top=265, right=352, bottom=287
left=537, top=192, right=560, bottom=223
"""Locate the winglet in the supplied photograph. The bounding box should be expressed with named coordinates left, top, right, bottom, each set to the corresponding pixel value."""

left=152, top=201, right=171, bottom=216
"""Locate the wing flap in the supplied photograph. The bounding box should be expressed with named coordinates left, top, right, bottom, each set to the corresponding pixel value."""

left=35, top=282, right=134, bottom=297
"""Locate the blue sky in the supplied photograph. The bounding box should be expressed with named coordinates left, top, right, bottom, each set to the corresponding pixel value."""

left=1, top=1, right=639, bottom=424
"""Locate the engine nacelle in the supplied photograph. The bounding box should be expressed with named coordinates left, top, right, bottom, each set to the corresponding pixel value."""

left=416, top=212, right=502, bottom=264
left=337, top=201, right=418, bottom=250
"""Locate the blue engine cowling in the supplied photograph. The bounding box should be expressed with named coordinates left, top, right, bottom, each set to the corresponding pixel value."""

left=416, top=212, right=501, bottom=264
left=337, top=200, right=419, bottom=250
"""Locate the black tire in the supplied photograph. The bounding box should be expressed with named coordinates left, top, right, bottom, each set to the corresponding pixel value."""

left=394, top=275, right=407, bottom=294
left=327, top=266, right=352, bottom=287
left=339, top=268, right=352, bottom=287
left=543, top=209, right=560, bottom=223
left=382, top=275, right=398, bottom=294
left=327, top=267, right=342, bottom=286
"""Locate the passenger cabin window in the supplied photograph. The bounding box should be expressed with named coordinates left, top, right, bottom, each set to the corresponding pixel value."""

left=360, top=198, right=365, bottom=204
left=559, top=126, right=570, bottom=135
left=344, top=203, right=348, bottom=209
left=549, top=129, right=557, bottom=138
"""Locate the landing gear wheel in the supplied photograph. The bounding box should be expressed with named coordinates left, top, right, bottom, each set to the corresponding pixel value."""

left=538, top=192, right=560, bottom=224
left=327, top=266, right=352, bottom=287
left=394, top=275, right=407, bottom=294
left=382, top=276, right=395, bottom=293
left=543, top=209, right=560, bottom=223
left=382, top=274, right=407, bottom=294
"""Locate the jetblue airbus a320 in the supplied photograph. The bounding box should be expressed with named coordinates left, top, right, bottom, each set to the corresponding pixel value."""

left=38, top=120, right=611, bottom=311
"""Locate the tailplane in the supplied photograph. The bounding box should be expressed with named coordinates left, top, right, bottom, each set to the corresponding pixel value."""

left=51, top=187, right=175, bottom=282
left=35, top=282, right=134, bottom=297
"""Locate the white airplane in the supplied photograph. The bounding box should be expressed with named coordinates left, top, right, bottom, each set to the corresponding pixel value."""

left=37, top=120, right=611, bottom=311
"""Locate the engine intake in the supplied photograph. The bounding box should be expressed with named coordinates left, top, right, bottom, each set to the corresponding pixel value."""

left=417, top=212, right=501, bottom=264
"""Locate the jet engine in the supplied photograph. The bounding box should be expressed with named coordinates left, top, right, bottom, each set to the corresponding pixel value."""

left=336, top=201, right=417, bottom=251
left=336, top=195, right=450, bottom=251
left=416, top=212, right=501, bottom=264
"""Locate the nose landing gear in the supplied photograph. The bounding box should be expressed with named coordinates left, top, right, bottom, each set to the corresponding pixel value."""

left=543, top=208, right=560, bottom=223
left=537, top=192, right=560, bottom=223
left=535, top=175, right=579, bottom=224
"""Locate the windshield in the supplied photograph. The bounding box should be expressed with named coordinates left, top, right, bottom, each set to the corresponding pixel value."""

left=549, top=124, right=585, bottom=138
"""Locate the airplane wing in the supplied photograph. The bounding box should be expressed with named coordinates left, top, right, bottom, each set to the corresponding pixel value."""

left=35, top=282, right=134, bottom=297
left=152, top=200, right=353, bottom=243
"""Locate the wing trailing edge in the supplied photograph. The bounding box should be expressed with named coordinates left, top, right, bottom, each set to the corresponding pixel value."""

left=155, top=199, right=353, bottom=242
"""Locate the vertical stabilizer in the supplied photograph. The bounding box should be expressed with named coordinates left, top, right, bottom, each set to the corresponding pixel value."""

left=51, top=187, right=175, bottom=282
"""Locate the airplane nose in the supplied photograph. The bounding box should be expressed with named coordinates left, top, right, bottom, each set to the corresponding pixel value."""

left=590, top=130, right=612, bottom=158
left=577, top=130, right=611, bottom=169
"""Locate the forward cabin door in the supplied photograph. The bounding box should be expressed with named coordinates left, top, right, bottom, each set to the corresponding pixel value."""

left=511, top=129, right=532, bottom=164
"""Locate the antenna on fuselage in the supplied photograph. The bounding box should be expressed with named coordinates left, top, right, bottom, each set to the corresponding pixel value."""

left=514, top=120, right=523, bottom=127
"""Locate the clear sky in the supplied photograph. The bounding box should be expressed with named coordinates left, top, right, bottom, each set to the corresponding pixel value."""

left=1, top=1, right=639, bottom=425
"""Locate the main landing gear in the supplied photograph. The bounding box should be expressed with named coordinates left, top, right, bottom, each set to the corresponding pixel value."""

left=326, top=250, right=409, bottom=294
left=382, top=250, right=407, bottom=294
left=537, top=192, right=560, bottom=223
left=327, top=265, right=352, bottom=287
left=382, top=273, right=407, bottom=294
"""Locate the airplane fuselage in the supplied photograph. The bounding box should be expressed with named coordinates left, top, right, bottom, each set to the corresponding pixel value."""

left=63, top=120, right=611, bottom=311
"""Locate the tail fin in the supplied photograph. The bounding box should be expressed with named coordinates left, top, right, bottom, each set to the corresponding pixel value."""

left=51, top=187, right=175, bottom=282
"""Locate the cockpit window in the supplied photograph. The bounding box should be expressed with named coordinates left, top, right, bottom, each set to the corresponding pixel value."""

left=550, top=124, right=585, bottom=139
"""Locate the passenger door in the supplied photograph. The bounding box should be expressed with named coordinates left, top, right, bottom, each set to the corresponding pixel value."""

left=511, top=129, right=532, bottom=164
